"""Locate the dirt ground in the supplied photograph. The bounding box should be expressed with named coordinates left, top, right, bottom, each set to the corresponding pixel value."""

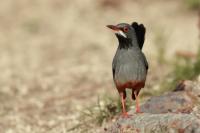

left=0, top=0, right=199, bottom=132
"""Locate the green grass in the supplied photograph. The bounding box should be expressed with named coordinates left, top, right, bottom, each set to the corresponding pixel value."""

left=69, top=92, right=134, bottom=132
left=185, top=0, right=200, bottom=10
left=161, top=44, right=200, bottom=92
left=81, top=94, right=132, bottom=126
left=67, top=96, right=120, bottom=132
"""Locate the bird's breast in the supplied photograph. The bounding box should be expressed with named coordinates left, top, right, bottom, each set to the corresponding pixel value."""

left=113, top=49, right=147, bottom=84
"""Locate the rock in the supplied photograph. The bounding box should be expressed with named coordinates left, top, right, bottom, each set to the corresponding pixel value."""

left=105, top=80, right=200, bottom=133
left=106, top=113, right=200, bottom=133
left=139, top=91, right=194, bottom=114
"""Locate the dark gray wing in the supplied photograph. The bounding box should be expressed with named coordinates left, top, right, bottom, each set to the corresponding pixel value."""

left=142, top=52, right=148, bottom=71
left=112, top=65, right=115, bottom=78
left=131, top=22, right=146, bottom=49
left=112, top=55, right=117, bottom=78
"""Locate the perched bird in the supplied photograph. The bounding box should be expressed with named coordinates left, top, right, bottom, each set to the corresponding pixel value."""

left=107, top=22, right=148, bottom=117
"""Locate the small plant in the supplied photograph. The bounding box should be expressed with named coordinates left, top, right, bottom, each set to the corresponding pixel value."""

left=68, top=93, right=133, bottom=132
left=81, top=94, right=132, bottom=126
left=161, top=44, right=200, bottom=92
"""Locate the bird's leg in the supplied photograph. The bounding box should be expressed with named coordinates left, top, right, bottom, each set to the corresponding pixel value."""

left=119, top=92, right=128, bottom=117
left=134, top=91, right=141, bottom=113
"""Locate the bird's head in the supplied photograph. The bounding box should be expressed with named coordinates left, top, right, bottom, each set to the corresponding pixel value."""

left=107, top=23, right=135, bottom=42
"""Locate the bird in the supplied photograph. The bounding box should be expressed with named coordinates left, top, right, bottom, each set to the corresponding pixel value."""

left=107, top=22, right=148, bottom=117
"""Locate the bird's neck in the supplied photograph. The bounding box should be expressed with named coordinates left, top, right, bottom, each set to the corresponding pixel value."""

left=117, top=36, right=140, bottom=50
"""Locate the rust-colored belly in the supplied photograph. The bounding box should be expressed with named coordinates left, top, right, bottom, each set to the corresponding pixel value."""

left=115, top=80, right=145, bottom=91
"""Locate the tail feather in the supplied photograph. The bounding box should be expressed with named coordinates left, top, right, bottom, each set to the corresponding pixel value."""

left=131, top=22, right=146, bottom=49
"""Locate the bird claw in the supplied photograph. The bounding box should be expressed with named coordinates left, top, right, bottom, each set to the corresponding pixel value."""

left=122, top=112, right=132, bottom=118
left=135, top=108, right=143, bottom=114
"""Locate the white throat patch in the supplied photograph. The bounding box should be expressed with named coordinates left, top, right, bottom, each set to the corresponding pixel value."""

left=115, top=30, right=127, bottom=38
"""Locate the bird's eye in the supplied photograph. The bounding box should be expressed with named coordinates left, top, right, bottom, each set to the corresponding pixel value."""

left=123, top=27, right=128, bottom=32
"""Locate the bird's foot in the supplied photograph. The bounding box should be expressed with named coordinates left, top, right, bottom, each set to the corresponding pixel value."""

left=122, top=112, right=132, bottom=118
left=135, top=108, right=143, bottom=114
